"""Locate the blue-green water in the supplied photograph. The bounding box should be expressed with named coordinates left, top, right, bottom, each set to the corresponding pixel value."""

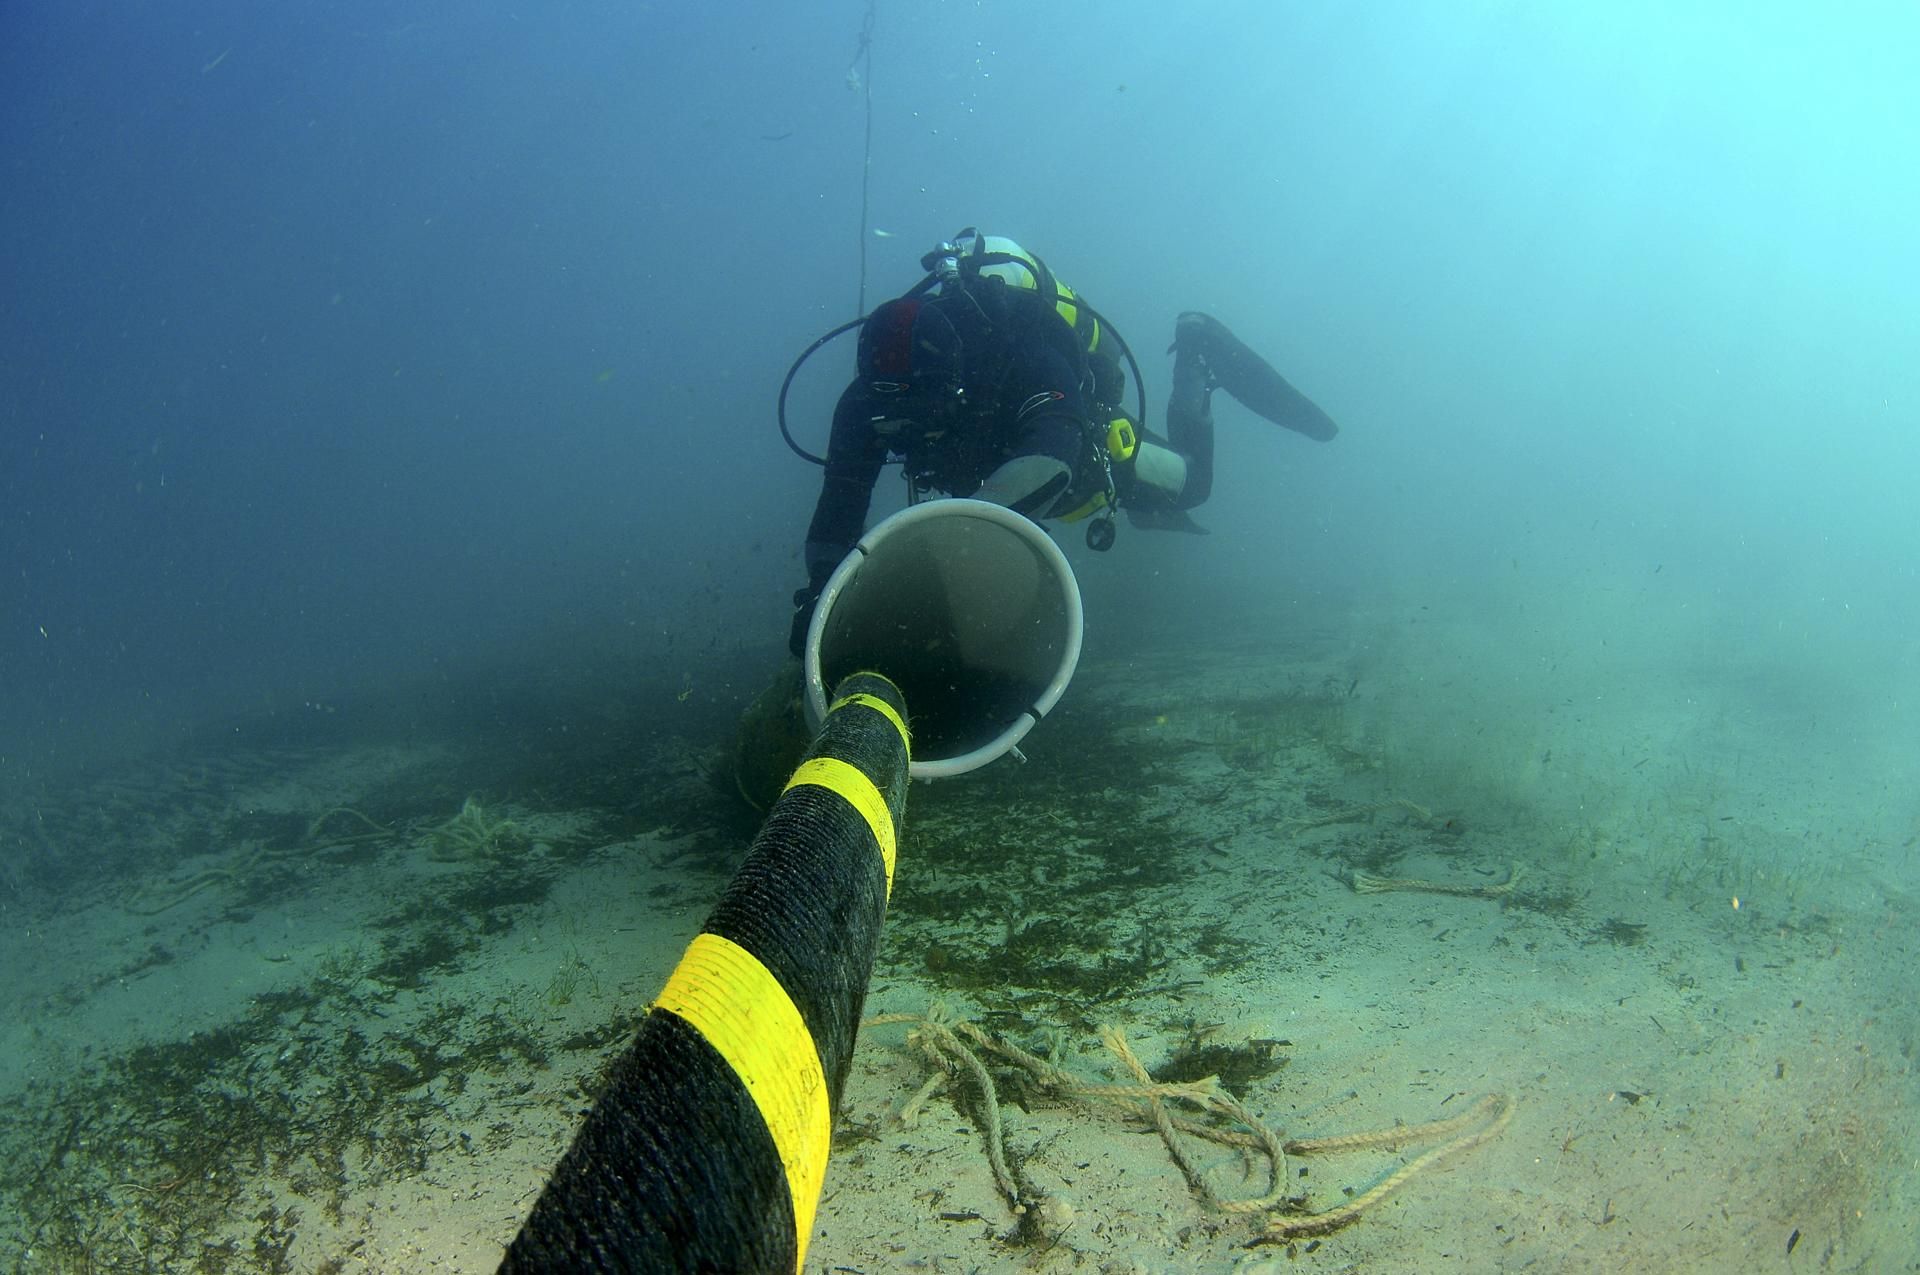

left=2, top=3, right=1914, bottom=1269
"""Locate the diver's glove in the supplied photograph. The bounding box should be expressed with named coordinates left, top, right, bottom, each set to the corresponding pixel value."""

left=787, top=585, right=821, bottom=658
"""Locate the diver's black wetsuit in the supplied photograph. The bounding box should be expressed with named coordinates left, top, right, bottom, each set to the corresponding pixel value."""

left=790, top=249, right=1340, bottom=654
left=801, top=284, right=1099, bottom=590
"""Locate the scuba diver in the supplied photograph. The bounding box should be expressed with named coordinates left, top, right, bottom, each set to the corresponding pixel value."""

left=785, top=228, right=1340, bottom=656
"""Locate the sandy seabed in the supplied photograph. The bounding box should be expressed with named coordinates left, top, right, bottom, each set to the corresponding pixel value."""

left=2, top=611, right=1915, bottom=1273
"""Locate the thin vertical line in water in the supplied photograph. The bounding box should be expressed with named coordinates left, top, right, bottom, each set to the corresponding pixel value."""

left=855, top=0, right=876, bottom=318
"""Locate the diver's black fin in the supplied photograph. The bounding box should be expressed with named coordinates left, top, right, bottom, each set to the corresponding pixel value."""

left=1174, top=311, right=1338, bottom=442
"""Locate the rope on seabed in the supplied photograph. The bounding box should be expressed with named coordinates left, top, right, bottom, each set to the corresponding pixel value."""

left=1266, top=1093, right=1515, bottom=1240
left=1351, top=863, right=1524, bottom=899
left=866, top=1009, right=1513, bottom=1241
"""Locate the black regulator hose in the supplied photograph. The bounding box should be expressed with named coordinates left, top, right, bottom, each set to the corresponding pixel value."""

left=777, top=316, right=864, bottom=466
left=1073, top=294, right=1148, bottom=432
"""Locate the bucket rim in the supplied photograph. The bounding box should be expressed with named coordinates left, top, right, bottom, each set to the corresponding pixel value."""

left=802, top=498, right=1084, bottom=780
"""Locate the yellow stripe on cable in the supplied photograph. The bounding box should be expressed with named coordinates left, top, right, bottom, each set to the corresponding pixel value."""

left=827, top=690, right=911, bottom=752
left=654, top=932, right=830, bottom=1270
left=782, top=756, right=898, bottom=890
